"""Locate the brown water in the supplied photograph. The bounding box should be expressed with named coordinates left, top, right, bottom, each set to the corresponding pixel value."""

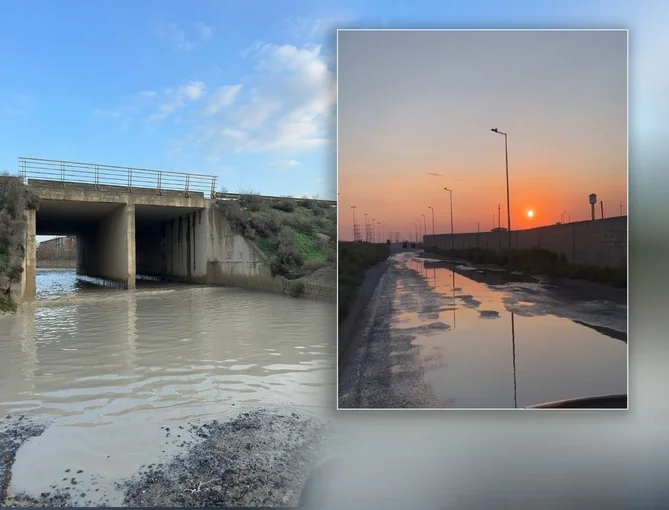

left=0, top=270, right=335, bottom=504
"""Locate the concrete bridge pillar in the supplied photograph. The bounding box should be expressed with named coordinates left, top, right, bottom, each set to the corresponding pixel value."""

left=76, top=203, right=136, bottom=289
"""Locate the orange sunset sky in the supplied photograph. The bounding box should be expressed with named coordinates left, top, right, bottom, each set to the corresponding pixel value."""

left=337, top=30, right=628, bottom=241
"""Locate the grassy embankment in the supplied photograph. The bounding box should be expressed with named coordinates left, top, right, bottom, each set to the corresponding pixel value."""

left=0, top=173, right=40, bottom=312
left=338, top=241, right=391, bottom=322
left=216, top=193, right=336, bottom=279
left=428, top=247, right=626, bottom=288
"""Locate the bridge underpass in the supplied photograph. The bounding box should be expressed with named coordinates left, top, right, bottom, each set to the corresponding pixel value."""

left=20, top=157, right=216, bottom=301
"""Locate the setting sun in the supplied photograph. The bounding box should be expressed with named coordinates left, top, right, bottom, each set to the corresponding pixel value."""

left=527, top=210, right=534, bottom=218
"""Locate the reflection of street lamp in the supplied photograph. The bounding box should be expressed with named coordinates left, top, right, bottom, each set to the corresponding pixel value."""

left=428, top=206, right=435, bottom=236
left=511, top=313, right=517, bottom=409
left=443, top=187, right=454, bottom=249
left=490, top=128, right=512, bottom=249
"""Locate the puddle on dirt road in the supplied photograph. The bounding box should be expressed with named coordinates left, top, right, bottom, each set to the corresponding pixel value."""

left=393, top=253, right=627, bottom=408
left=0, top=271, right=335, bottom=505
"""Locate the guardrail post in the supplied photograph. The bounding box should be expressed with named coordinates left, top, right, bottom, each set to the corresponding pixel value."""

left=185, top=174, right=190, bottom=197
left=95, top=165, right=100, bottom=190
left=128, top=168, right=133, bottom=192
left=211, top=177, right=217, bottom=198
left=60, top=161, right=65, bottom=188
left=157, top=171, right=162, bottom=195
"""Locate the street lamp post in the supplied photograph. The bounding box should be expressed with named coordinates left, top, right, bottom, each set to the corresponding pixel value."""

left=421, top=214, right=427, bottom=242
left=491, top=128, right=512, bottom=249
left=428, top=206, right=435, bottom=236
left=443, top=187, right=454, bottom=250
left=414, top=222, right=419, bottom=243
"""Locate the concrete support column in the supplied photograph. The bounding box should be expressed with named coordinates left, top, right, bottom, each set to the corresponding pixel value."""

left=79, top=203, right=135, bottom=289
left=126, top=203, right=136, bottom=290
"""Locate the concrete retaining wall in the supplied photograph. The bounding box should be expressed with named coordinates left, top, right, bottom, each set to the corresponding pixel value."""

left=155, top=207, right=335, bottom=302
left=423, top=216, right=627, bottom=268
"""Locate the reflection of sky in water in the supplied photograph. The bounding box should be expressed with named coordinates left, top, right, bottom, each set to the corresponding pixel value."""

left=394, top=254, right=627, bottom=408
left=0, top=272, right=335, bottom=504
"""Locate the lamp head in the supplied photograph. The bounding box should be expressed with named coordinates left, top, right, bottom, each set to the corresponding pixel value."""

left=491, top=128, right=498, bottom=133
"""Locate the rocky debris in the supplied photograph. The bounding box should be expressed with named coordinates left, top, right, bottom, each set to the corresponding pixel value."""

left=121, top=409, right=331, bottom=507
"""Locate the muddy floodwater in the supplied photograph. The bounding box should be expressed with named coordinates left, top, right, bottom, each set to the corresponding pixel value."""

left=0, top=270, right=335, bottom=505
left=339, top=252, right=627, bottom=409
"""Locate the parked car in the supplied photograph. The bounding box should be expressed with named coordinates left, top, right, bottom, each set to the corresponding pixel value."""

left=402, top=241, right=408, bottom=248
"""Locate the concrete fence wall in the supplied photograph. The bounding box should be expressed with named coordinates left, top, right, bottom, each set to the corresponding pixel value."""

left=423, top=216, right=627, bottom=268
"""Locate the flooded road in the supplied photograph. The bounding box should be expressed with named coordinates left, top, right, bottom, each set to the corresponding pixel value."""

left=0, top=270, right=335, bottom=505
left=338, top=252, right=627, bottom=409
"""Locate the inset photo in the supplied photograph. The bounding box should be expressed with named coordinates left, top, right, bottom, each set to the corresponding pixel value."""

left=337, top=29, right=628, bottom=410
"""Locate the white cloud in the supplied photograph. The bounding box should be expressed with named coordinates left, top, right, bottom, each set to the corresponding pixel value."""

left=146, top=81, right=206, bottom=122
left=286, top=16, right=353, bottom=40
left=176, top=40, right=335, bottom=163
left=225, top=42, right=334, bottom=154
left=203, top=85, right=243, bottom=116
left=1, top=93, right=35, bottom=116
left=156, top=22, right=214, bottom=51
left=273, top=159, right=302, bottom=168
left=196, top=22, right=214, bottom=40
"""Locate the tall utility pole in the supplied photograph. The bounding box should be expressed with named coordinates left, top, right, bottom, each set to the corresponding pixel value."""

left=498, top=204, right=501, bottom=229
left=363, top=213, right=367, bottom=242
left=371, top=218, right=375, bottom=243
left=351, top=205, right=357, bottom=241
left=491, top=128, right=512, bottom=249
left=414, top=222, right=419, bottom=243
left=421, top=214, right=427, bottom=241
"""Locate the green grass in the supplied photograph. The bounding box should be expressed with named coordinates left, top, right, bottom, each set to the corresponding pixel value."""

left=338, top=241, right=391, bottom=323
left=0, top=296, right=16, bottom=313
left=216, top=195, right=336, bottom=279
left=429, top=247, right=627, bottom=288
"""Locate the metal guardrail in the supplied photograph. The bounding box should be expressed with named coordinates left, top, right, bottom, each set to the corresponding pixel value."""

left=19, top=157, right=218, bottom=198
left=215, top=191, right=337, bottom=206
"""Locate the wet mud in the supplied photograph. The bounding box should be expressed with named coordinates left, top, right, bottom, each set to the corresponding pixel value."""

left=0, top=416, right=48, bottom=505
left=2, top=409, right=330, bottom=507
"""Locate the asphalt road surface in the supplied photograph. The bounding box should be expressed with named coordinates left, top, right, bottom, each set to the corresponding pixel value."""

left=338, top=251, right=627, bottom=409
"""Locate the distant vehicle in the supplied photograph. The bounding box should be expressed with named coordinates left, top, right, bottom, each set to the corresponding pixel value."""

left=410, top=243, right=416, bottom=248
left=402, top=241, right=408, bottom=248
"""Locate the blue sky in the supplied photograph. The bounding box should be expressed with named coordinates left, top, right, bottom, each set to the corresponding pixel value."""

left=1, top=0, right=666, bottom=211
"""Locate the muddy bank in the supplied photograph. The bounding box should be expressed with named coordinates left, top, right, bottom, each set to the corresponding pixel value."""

left=121, top=409, right=330, bottom=507
left=2, top=409, right=331, bottom=508
left=0, top=416, right=47, bottom=505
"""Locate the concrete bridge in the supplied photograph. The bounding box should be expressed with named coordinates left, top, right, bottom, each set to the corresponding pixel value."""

left=17, top=157, right=287, bottom=301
